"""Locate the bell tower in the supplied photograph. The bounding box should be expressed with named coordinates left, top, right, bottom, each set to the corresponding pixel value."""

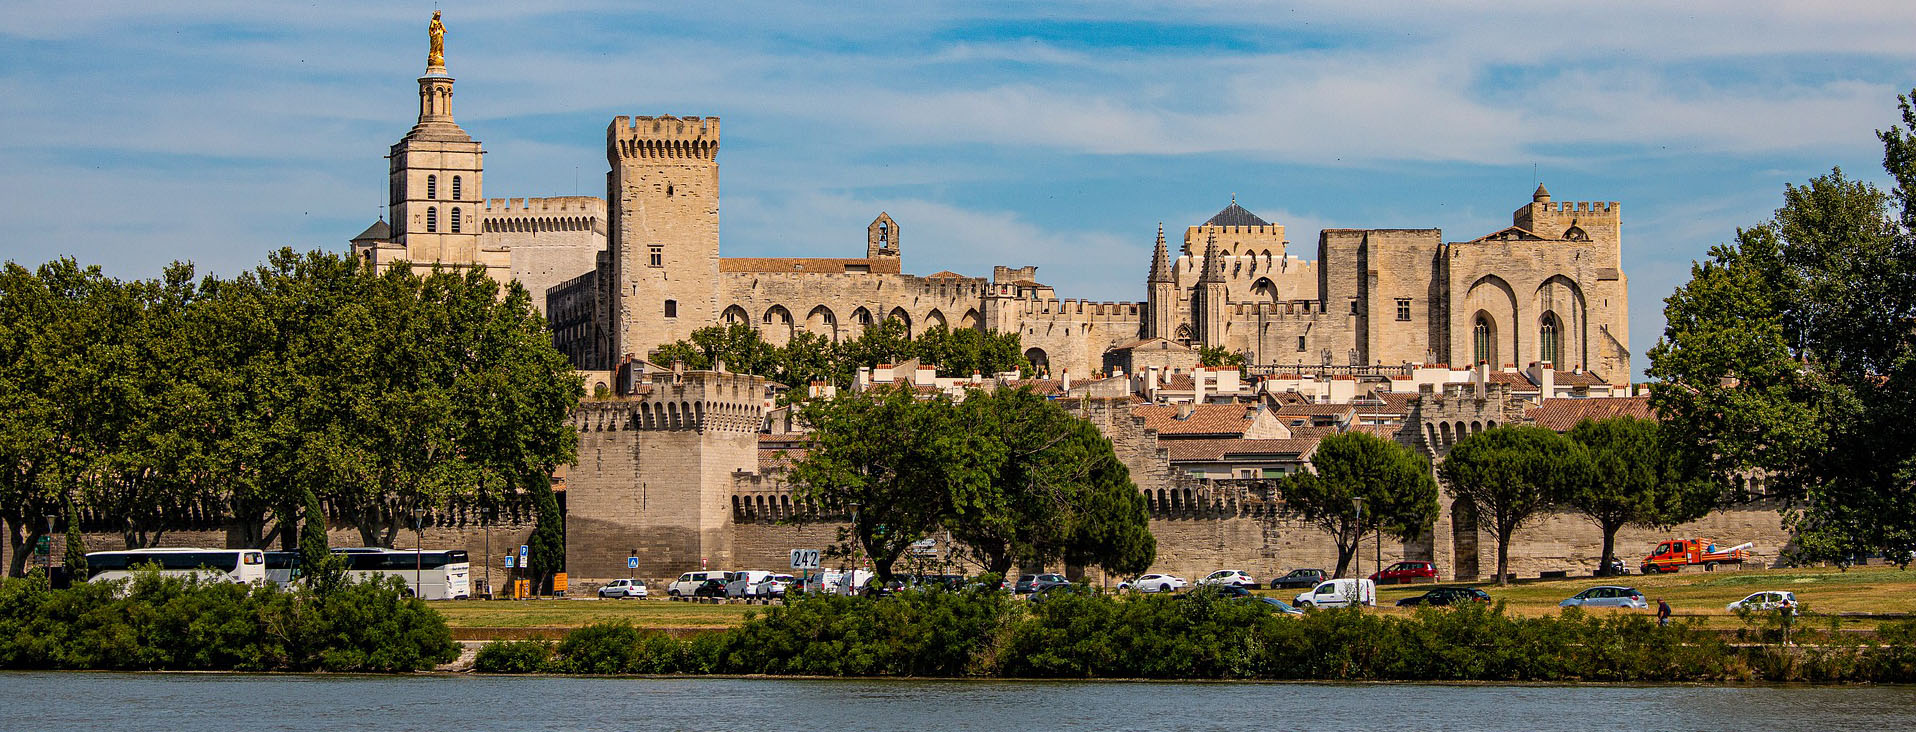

left=383, top=11, right=490, bottom=275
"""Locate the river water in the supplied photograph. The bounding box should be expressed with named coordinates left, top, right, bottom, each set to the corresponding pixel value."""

left=5, top=672, right=1913, bottom=731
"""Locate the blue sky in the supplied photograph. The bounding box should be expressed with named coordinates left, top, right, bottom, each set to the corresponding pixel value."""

left=4, top=1, right=1914, bottom=379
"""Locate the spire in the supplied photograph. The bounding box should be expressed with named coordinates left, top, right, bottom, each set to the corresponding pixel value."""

left=1148, top=222, right=1172, bottom=283
left=1198, top=231, right=1226, bottom=284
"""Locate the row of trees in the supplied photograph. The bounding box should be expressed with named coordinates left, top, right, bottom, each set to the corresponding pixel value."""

left=0, top=250, right=582, bottom=576
left=1648, top=89, right=1916, bottom=564
left=652, top=320, right=1032, bottom=395
left=1274, top=418, right=1715, bottom=585
left=784, top=385, right=1155, bottom=581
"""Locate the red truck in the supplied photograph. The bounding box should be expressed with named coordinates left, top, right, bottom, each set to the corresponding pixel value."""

left=1641, top=538, right=1752, bottom=574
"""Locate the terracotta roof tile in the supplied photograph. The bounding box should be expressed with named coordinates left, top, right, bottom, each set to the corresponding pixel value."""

left=1274, top=403, right=1356, bottom=418
left=1526, top=396, right=1654, bottom=432
left=1133, top=403, right=1261, bottom=436
left=1163, top=437, right=1321, bottom=463
left=1551, top=370, right=1610, bottom=387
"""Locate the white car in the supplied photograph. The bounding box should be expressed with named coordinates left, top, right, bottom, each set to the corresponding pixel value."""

left=1198, top=569, right=1259, bottom=589
left=597, top=579, right=648, bottom=599
left=725, top=570, right=776, bottom=598
left=1294, top=578, right=1376, bottom=608
left=1728, top=591, right=1797, bottom=612
left=1118, top=574, right=1187, bottom=593
left=667, top=570, right=731, bottom=597
left=755, top=574, right=795, bottom=597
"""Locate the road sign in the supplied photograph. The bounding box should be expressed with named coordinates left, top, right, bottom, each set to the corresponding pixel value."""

left=627, top=556, right=639, bottom=570
left=910, top=538, right=937, bottom=556
left=790, top=548, right=821, bottom=570
left=504, top=555, right=515, bottom=569
left=33, top=536, right=50, bottom=556
left=519, top=544, right=529, bottom=566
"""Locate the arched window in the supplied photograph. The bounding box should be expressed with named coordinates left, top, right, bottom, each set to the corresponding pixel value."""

left=449, top=207, right=461, bottom=233
left=427, top=175, right=437, bottom=199
left=451, top=175, right=462, bottom=200
left=1473, top=314, right=1493, bottom=364
left=1539, top=311, right=1561, bottom=366
left=664, top=299, right=678, bottom=318
left=426, top=207, right=438, bottom=233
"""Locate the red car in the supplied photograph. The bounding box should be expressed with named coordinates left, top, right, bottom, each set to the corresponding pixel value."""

left=1368, top=561, right=1438, bottom=584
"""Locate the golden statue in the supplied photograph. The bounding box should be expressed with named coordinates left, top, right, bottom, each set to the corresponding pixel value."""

left=427, top=11, right=446, bottom=69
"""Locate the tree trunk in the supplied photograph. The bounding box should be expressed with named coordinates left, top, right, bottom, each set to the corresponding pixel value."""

left=1495, top=534, right=1512, bottom=586
left=5, top=519, right=36, bottom=578
left=1332, top=541, right=1356, bottom=579
left=1599, top=521, right=1620, bottom=576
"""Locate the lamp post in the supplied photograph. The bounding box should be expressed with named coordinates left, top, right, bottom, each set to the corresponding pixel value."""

left=410, top=505, right=423, bottom=600
left=1350, top=497, right=1363, bottom=584
left=483, top=506, right=494, bottom=601
left=44, top=514, right=56, bottom=578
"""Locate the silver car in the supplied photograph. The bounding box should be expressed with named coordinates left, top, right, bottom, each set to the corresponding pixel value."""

left=597, top=579, right=648, bottom=599
left=1559, top=585, right=1646, bottom=609
left=1727, top=591, right=1796, bottom=612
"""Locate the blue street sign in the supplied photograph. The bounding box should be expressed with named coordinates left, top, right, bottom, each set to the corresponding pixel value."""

left=627, top=556, right=639, bottom=569
left=519, top=544, right=529, bottom=564
left=504, top=555, right=515, bottom=569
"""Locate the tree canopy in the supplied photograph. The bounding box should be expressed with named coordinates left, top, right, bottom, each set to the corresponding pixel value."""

left=1648, top=89, right=1916, bottom=563
left=1278, top=431, right=1439, bottom=578
left=1564, top=416, right=1720, bottom=574
left=1440, top=425, right=1588, bottom=585
left=0, top=250, right=582, bottom=575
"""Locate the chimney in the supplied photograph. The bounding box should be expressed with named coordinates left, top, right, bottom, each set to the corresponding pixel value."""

left=1194, top=367, right=1208, bottom=404
left=1539, top=361, right=1555, bottom=399
left=1062, top=368, right=1072, bottom=392
left=1176, top=401, right=1195, bottom=420
left=1473, top=361, right=1488, bottom=399
left=856, top=366, right=871, bottom=390
left=714, top=359, right=727, bottom=374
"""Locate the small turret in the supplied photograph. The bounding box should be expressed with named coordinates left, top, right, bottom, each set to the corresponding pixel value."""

left=1533, top=183, right=1551, bottom=203
left=1148, top=223, right=1172, bottom=284
left=1198, top=231, right=1226, bottom=284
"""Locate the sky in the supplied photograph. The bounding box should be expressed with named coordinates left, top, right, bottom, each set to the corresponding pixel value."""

left=3, top=1, right=1914, bottom=380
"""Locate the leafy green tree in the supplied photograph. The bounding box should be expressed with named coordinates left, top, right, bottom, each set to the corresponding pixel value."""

left=1565, top=416, right=1721, bottom=575
left=526, top=484, right=565, bottom=592
left=1278, top=431, right=1440, bottom=578
left=1650, top=90, right=1916, bottom=562
left=1440, top=425, right=1588, bottom=585
left=946, top=388, right=1154, bottom=576
left=837, top=318, right=915, bottom=376
left=298, top=488, right=342, bottom=593
left=774, top=331, right=840, bottom=391
left=654, top=322, right=780, bottom=375
left=787, top=385, right=1002, bottom=581
left=1196, top=345, right=1245, bottom=371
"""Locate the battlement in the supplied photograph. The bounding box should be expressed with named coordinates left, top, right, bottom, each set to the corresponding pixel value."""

left=1228, top=300, right=1326, bottom=318
left=607, top=115, right=720, bottom=161
left=1535, top=201, right=1619, bottom=215
left=572, top=369, right=764, bottom=434
left=484, top=196, right=605, bottom=213
left=1022, top=299, right=1143, bottom=320
left=1186, top=224, right=1281, bottom=235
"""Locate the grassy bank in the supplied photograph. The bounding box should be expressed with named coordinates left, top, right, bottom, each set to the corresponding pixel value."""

left=433, top=565, right=1914, bottom=632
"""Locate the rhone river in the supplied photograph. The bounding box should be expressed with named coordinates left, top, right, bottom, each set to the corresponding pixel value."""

left=5, top=672, right=1914, bottom=731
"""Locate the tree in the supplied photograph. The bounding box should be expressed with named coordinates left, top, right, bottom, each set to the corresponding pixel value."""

left=653, top=322, right=780, bottom=376
left=1196, top=345, right=1245, bottom=371
left=1650, top=90, right=1916, bottom=563
left=1440, top=425, right=1588, bottom=585
left=526, top=484, right=565, bottom=592
left=1565, top=416, right=1721, bottom=575
left=298, top=487, right=342, bottom=593
left=1277, top=431, right=1439, bottom=578
left=945, top=388, right=1154, bottom=576
left=62, top=500, right=86, bottom=581
left=787, top=385, right=1002, bottom=582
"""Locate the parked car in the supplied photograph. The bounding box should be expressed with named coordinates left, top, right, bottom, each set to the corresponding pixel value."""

left=916, top=574, right=967, bottom=591
left=1197, top=583, right=1252, bottom=598
left=1117, top=573, right=1187, bottom=593
left=1198, top=569, right=1258, bottom=588
left=1029, top=583, right=1091, bottom=604
left=1727, top=591, right=1797, bottom=612
left=1558, top=585, right=1647, bottom=609
left=725, top=570, right=776, bottom=598
left=692, top=578, right=728, bottom=598
left=1238, top=596, right=1304, bottom=615
left=1270, top=569, right=1327, bottom=590
left=597, top=579, right=648, bottom=599
left=1395, top=587, right=1490, bottom=607
left=1293, top=578, right=1376, bottom=608
left=755, top=574, right=795, bottom=598
left=668, top=570, right=731, bottom=598
left=1015, top=573, right=1069, bottom=594
left=1368, top=561, right=1439, bottom=585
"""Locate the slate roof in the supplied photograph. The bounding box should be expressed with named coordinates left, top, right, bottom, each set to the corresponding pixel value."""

left=352, top=218, right=392, bottom=243
left=1204, top=201, right=1271, bottom=227
left=1527, top=396, right=1654, bottom=432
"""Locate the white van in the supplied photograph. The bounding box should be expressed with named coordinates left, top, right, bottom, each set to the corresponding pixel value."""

left=725, top=570, right=775, bottom=598
left=668, top=570, right=731, bottom=597
left=1294, top=578, right=1376, bottom=608
left=819, top=569, right=872, bottom=595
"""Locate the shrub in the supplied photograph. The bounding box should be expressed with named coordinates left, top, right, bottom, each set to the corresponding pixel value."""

left=546, top=621, right=688, bottom=674
left=473, top=640, right=554, bottom=673
left=0, top=571, right=456, bottom=672
left=718, top=586, right=1015, bottom=676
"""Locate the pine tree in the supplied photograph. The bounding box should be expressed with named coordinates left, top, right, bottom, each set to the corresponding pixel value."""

left=62, top=501, right=87, bottom=581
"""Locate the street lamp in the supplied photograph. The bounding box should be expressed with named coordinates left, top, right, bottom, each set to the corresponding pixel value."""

left=1350, top=497, right=1363, bottom=585
left=44, top=514, right=56, bottom=578
left=410, top=505, right=424, bottom=600
left=483, top=505, right=495, bottom=601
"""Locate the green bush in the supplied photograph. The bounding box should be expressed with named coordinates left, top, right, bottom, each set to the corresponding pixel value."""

left=473, top=640, right=554, bottom=673
left=717, top=586, right=1015, bottom=676
left=0, top=571, right=456, bottom=672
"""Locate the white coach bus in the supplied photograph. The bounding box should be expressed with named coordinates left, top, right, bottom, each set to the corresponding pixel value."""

left=84, top=548, right=268, bottom=585
left=332, top=548, right=471, bottom=599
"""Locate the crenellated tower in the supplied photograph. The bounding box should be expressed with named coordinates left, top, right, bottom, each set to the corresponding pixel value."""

left=607, top=114, right=722, bottom=363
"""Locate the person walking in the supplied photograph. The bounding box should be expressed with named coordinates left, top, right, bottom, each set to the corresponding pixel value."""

left=1656, top=598, right=1672, bottom=627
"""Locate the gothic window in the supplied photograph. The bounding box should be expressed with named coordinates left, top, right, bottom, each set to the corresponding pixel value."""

left=427, top=175, right=437, bottom=199
left=649, top=245, right=663, bottom=268
left=1396, top=298, right=1412, bottom=321
left=1563, top=226, right=1588, bottom=242
left=452, top=176, right=462, bottom=200
left=664, top=300, right=678, bottom=318
left=426, top=207, right=437, bottom=233
left=450, top=207, right=461, bottom=233
left=1473, top=313, right=1494, bottom=365
left=1540, top=311, right=1561, bottom=366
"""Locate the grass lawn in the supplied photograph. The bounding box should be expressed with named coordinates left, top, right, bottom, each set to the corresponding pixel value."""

left=431, top=565, right=1914, bottom=632
left=431, top=597, right=758, bottom=629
